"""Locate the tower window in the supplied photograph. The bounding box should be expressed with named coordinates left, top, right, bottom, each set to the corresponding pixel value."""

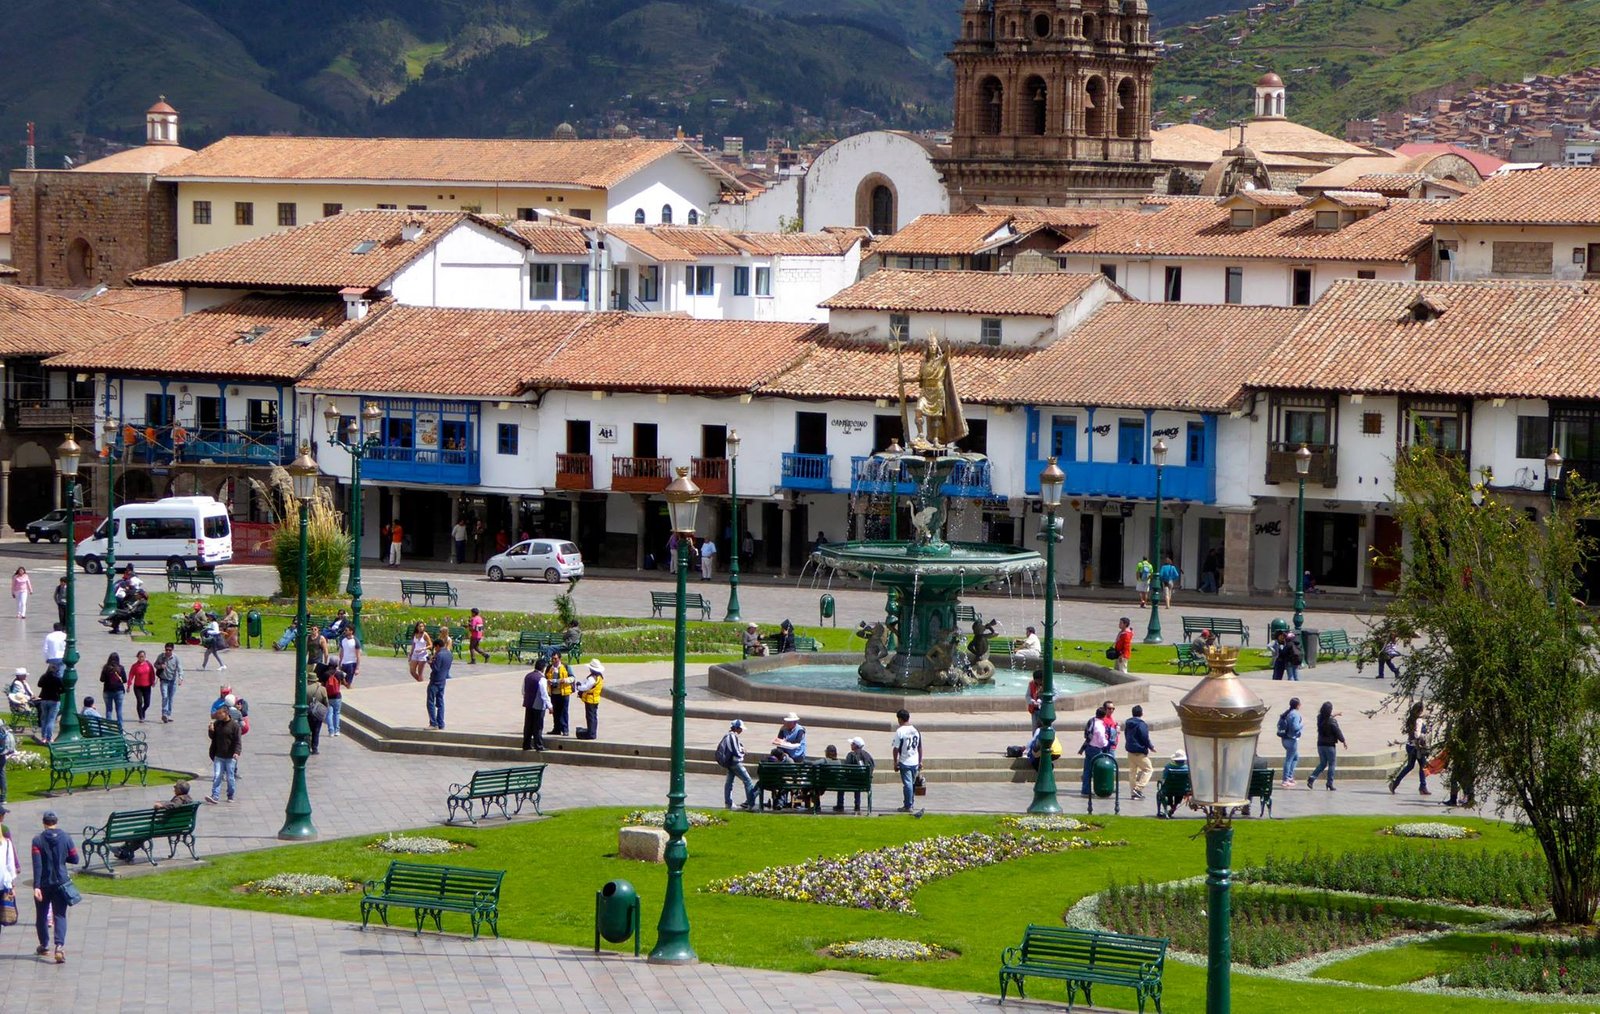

left=1033, top=13, right=1050, bottom=37
left=979, top=77, right=1004, bottom=135
left=687, top=209, right=699, bottom=226
left=1116, top=78, right=1138, bottom=138
left=661, top=204, right=673, bottom=225
left=634, top=208, right=646, bottom=224
left=1083, top=15, right=1098, bottom=40
left=1085, top=77, right=1107, bottom=135
left=870, top=185, right=894, bottom=235
left=1025, top=76, right=1048, bottom=135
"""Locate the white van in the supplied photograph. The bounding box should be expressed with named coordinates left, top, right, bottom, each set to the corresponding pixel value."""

left=77, top=496, right=234, bottom=574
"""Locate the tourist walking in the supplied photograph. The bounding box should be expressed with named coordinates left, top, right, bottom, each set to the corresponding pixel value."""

left=1124, top=705, right=1154, bottom=799
left=53, top=577, right=67, bottom=628
left=34, top=664, right=62, bottom=743
left=1306, top=701, right=1346, bottom=790
left=716, top=719, right=756, bottom=810
left=42, top=623, right=65, bottom=680
left=322, top=666, right=344, bottom=737
left=1079, top=705, right=1110, bottom=796
left=1277, top=697, right=1303, bottom=785
left=1134, top=555, right=1153, bottom=608
left=546, top=652, right=573, bottom=736
left=200, top=615, right=227, bottom=671
left=97, top=652, right=127, bottom=728
left=1376, top=636, right=1402, bottom=679
left=155, top=643, right=182, bottom=723
left=452, top=518, right=467, bottom=564
left=1389, top=701, right=1432, bottom=795
left=1112, top=617, right=1133, bottom=674
left=521, top=664, right=549, bottom=751
left=12, top=567, right=32, bottom=619
left=407, top=621, right=430, bottom=681
left=891, top=709, right=922, bottom=812
left=127, top=650, right=156, bottom=723
left=699, top=536, right=717, bottom=581
left=426, top=636, right=451, bottom=730
left=30, top=810, right=78, bottom=963
left=575, top=659, right=604, bottom=739
left=338, top=629, right=360, bottom=686
left=1158, top=554, right=1180, bottom=607
left=467, top=608, right=490, bottom=664
left=0, top=804, right=18, bottom=927
left=306, top=674, right=328, bottom=754
left=206, top=706, right=242, bottom=803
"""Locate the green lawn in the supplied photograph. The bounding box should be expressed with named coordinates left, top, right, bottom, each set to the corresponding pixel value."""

left=1313, top=932, right=1542, bottom=987
left=6, top=745, right=192, bottom=801
left=82, top=809, right=1588, bottom=1012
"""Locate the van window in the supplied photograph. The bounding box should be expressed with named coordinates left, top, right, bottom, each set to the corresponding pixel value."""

left=204, top=515, right=231, bottom=539
left=127, top=517, right=196, bottom=540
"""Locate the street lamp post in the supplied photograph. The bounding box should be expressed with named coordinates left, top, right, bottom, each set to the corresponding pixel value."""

left=1028, top=457, right=1066, bottom=814
left=279, top=445, right=320, bottom=840
left=723, top=429, right=742, bottom=623
left=650, top=467, right=701, bottom=965
left=1174, top=647, right=1268, bottom=1014
left=1293, top=444, right=1311, bottom=633
left=99, top=417, right=121, bottom=616
left=1143, top=439, right=1169, bottom=644
left=323, top=400, right=383, bottom=644
left=56, top=434, right=84, bottom=743
left=1545, top=448, right=1564, bottom=608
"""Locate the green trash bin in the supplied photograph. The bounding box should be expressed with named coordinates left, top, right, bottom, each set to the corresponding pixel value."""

left=1091, top=751, right=1119, bottom=798
left=245, top=610, right=263, bottom=648
left=819, top=593, right=836, bottom=627
left=595, top=879, right=641, bottom=955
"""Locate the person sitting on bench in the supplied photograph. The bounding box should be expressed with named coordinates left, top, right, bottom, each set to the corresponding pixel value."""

left=113, top=781, right=195, bottom=861
left=101, top=589, right=149, bottom=634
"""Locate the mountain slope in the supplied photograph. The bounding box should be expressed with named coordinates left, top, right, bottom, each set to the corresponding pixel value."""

left=1156, top=0, right=1600, bottom=132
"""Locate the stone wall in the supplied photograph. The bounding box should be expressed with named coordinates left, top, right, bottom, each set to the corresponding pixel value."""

left=10, top=170, right=177, bottom=288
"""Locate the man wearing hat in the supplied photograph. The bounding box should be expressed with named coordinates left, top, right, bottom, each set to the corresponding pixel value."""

left=574, top=660, right=605, bottom=740
left=839, top=736, right=875, bottom=812
left=742, top=622, right=766, bottom=657
left=716, top=719, right=756, bottom=810
left=771, top=713, right=807, bottom=762
left=546, top=651, right=573, bottom=737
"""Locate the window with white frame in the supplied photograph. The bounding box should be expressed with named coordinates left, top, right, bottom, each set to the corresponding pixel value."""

left=754, top=266, right=772, bottom=296
left=560, top=263, right=589, bottom=302
left=979, top=318, right=1002, bottom=345
left=532, top=264, right=557, bottom=300
left=687, top=265, right=714, bottom=296
left=638, top=265, right=660, bottom=302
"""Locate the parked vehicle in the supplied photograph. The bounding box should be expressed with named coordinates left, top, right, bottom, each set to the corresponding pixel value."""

left=485, top=538, right=584, bottom=583
left=24, top=509, right=102, bottom=544
left=77, top=496, right=233, bottom=574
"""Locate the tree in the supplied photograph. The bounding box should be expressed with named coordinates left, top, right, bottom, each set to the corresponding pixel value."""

left=1381, top=447, right=1600, bottom=923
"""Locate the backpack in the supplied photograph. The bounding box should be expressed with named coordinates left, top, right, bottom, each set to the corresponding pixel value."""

left=1, top=722, right=16, bottom=758
left=1276, top=709, right=1294, bottom=738
left=1287, top=643, right=1303, bottom=666
left=714, top=734, right=735, bottom=768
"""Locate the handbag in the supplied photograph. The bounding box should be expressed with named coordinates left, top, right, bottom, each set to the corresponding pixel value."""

left=60, top=880, right=82, bottom=907
left=1, top=887, right=17, bottom=925
left=1104, top=646, right=1119, bottom=660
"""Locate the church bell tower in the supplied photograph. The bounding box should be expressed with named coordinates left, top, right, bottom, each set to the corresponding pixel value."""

left=936, top=0, right=1161, bottom=208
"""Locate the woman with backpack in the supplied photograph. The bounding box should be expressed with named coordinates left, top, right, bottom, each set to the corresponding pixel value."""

left=1276, top=697, right=1303, bottom=787
left=98, top=652, right=127, bottom=728
left=1388, top=701, right=1431, bottom=796
left=1306, top=701, right=1346, bottom=791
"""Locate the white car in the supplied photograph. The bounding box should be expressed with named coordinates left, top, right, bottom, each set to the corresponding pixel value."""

left=485, top=539, right=584, bottom=583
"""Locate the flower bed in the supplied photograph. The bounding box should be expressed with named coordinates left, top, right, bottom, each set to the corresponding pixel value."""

left=1443, top=938, right=1600, bottom=994
left=707, top=832, right=1125, bottom=914
left=621, top=809, right=725, bottom=828
left=369, top=834, right=469, bottom=855
left=1243, top=846, right=1547, bottom=910
left=824, top=938, right=951, bottom=961
left=999, top=815, right=1097, bottom=833
left=1382, top=822, right=1479, bottom=841
left=242, top=873, right=362, bottom=896
left=6, top=747, right=47, bottom=770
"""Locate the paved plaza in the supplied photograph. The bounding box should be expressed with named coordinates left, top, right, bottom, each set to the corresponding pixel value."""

left=0, top=543, right=1471, bottom=1009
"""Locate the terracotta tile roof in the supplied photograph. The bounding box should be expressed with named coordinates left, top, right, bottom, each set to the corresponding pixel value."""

left=1223, top=190, right=1307, bottom=209
left=129, top=210, right=516, bottom=290
left=71, top=145, right=197, bottom=174
left=757, top=336, right=1028, bottom=403
left=999, top=303, right=1305, bottom=411
left=1342, top=173, right=1430, bottom=196
left=871, top=214, right=1024, bottom=257
left=47, top=295, right=372, bottom=382
left=0, top=265, right=17, bottom=277
left=1395, top=143, right=1508, bottom=178
left=602, top=225, right=863, bottom=261
left=524, top=315, right=823, bottom=393
left=1423, top=166, right=1600, bottom=225
left=0, top=286, right=153, bottom=358
left=1317, top=190, right=1391, bottom=210
left=1152, top=123, right=1337, bottom=169
left=1246, top=279, right=1600, bottom=398
left=501, top=219, right=592, bottom=256
left=972, top=205, right=1131, bottom=228
left=159, top=136, right=739, bottom=191
left=83, top=286, right=185, bottom=320
left=1060, top=197, right=1437, bottom=263
left=820, top=269, right=1101, bottom=316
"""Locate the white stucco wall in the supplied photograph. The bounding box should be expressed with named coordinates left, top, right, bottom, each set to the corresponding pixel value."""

left=708, top=176, right=801, bottom=232
left=802, top=131, right=950, bottom=234
left=388, top=223, right=529, bottom=309
left=1059, top=255, right=1414, bottom=306
left=1433, top=223, right=1600, bottom=281
left=604, top=152, right=723, bottom=226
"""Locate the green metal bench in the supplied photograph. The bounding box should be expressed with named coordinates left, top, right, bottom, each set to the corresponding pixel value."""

left=955, top=604, right=983, bottom=625
left=81, top=802, right=201, bottom=873
left=756, top=760, right=820, bottom=811
left=80, top=714, right=126, bottom=738
left=650, top=590, right=711, bottom=620
left=8, top=700, right=39, bottom=730
left=506, top=631, right=582, bottom=664
left=1246, top=765, right=1274, bottom=818
left=744, top=633, right=820, bottom=657
left=445, top=764, right=547, bottom=824
left=1318, top=629, right=1354, bottom=660
left=400, top=579, right=459, bottom=606
left=1180, top=615, right=1250, bottom=646
left=999, top=924, right=1168, bottom=1012
left=817, top=764, right=873, bottom=813
left=1153, top=765, right=1190, bottom=819
left=1173, top=644, right=1205, bottom=675
left=167, top=566, right=223, bottom=594
left=360, top=861, right=505, bottom=939
left=48, top=735, right=149, bottom=794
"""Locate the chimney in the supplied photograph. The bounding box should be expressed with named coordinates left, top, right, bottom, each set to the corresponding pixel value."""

left=339, top=287, right=370, bottom=321
left=400, top=217, right=425, bottom=242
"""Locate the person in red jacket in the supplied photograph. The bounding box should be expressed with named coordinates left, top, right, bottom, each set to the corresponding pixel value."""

left=1113, top=617, right=1134, bottom=674
left=127, top=649, right=157, bottom=723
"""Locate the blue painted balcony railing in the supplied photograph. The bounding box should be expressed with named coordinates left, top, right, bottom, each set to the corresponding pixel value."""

left=1025, top=459, right=1216, bottom=503
left=361, top=445, right=481, bottom=486
left=781, top=452, right=834, bottom=491
left=850, top=456, right=994, bottom=498
left=120, top=423, right=295, bottom=467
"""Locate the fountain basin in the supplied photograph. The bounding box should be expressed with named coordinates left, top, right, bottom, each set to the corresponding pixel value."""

left=709, top=654, right=1147, bottom=714
left=811, top=540, right=1043, bottom=583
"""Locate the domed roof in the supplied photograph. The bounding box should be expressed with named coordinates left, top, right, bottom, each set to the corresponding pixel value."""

left=552, top=122, right=577, bottom=140
left=148, top=96, right=177, bottom=115
left=1256, top=73, right=1284, bottom=89
left=612, top=123, right=633, bottom=139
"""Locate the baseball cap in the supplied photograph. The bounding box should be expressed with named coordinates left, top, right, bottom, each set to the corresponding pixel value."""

left=729, top=719, right=744, bottom=730
left=42, top=810, right=58, bottom=825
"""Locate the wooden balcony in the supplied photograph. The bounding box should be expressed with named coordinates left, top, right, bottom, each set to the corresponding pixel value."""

left=612, top=456, right=673, bottom=493
left=6, top=397, right=94, bottom=430
left=691, top=456, right=729, bottom=496
left=555, top=452, right=593, bottom=491
left=1265, top=442, right=1337, bottom=487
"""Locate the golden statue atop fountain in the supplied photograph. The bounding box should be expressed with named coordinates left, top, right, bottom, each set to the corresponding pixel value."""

left=900, top=332, right=968, bottom=451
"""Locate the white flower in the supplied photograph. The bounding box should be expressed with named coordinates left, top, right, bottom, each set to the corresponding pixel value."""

left=826, top=938, right=943, bottom=961
left=622, top=809, right=725, bottom=828
left=999, top=815, right=1095, bottom=832
left=244, top=873, right=358, bottom=896
left=1384, top=822, right=1476, bottom=840
left=372, top=834, right=465, bottom=854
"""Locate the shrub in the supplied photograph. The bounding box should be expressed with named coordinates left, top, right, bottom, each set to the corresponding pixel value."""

left=621, top=809, right=725, bottom=828
left=1243, top=846, right=1548, bottom=910
left=1443, top=938, right=1600, bottom=994
left=251, top=466, right=348, bottom=598
left=242, top=873, right=361, bottom=896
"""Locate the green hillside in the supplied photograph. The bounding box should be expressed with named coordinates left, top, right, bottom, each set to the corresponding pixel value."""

left=1156, top=0, right=1600, bottom=133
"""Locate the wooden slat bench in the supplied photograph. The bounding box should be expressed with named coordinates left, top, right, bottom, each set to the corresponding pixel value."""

left=999, top=924, right=1168, bottom=1012
left=360, top=861, right=505, bottom=939
left=650, top=590, right=712, bottom=620
left=1180, top=615, right=1250, bottom=646
left=756, top=761, right=820, bottom=811
left=817, top=764, right=873, bottom=813
left=744, top=633, right=821, bottom=657
left=81, top=802, right=201, bottom=873
left=445, top=765, right=547, bottom=824
left=167, top=566, right=223, bottom=594
left=48, top=735, right=149, bottom=794
left=400, top=579, right=459, bottom=606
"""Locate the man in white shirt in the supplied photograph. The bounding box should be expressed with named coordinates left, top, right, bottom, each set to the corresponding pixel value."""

left=699, top=538, right=717, bottom=581
left=890, top=708, right=922, bottom=812
left=1014, top=626, right=1043, bottom=666
left=42, top=624, right=67, bottom=678
left=451, top=520, right=468, bottom=564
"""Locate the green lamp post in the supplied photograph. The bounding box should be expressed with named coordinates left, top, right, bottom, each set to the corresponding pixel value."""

left=278, top=445, right=320, bottom=840
left=1545, top=448, right=1564, bottom=607
left=323, top=399, right=383, bottom=644
left=56, top=433, right=85, bottom=744
left=1143, top=438, right=1169, bottom=644
left=650, top=466, right=701, bottom=965
left=1028, top=456, right=1066, bottom=814
left=1293, top=444, right=1311, bottom=632
left=722, top=428, right=742, bottom=623
left=99, top=417, right=122, bottom=616
left=1174, top=648, right=1268, bottom=1014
